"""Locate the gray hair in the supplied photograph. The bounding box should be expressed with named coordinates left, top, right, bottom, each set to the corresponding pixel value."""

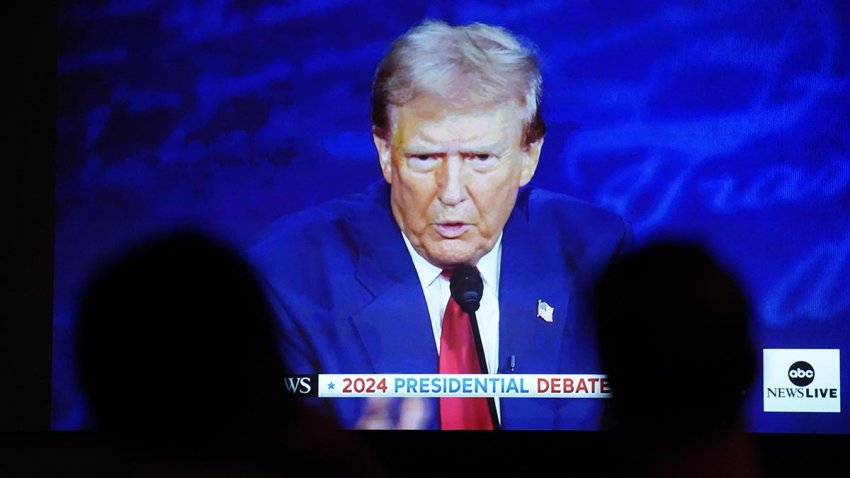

left=371, top=20, right=546, bottom=145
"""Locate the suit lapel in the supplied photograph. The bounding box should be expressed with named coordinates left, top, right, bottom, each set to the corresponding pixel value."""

left=349, top=183, right=438, bottom=374
left=498, top=189, right=572, bottom=375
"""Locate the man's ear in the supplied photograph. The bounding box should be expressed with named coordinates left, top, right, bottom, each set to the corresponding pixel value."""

left=519, top=138, right=543, bottom=186
left=373, top=133, right=393, bottom=184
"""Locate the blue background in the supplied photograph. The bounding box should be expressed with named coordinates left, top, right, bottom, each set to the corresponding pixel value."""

left=55, top=0, right=850, bottom=432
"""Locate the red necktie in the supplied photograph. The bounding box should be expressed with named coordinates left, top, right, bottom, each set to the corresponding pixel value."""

left=438, top=276, right=494, bottom=430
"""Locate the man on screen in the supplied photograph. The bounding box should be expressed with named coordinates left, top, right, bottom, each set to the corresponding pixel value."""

left=250, top=20, right=631, bottom=430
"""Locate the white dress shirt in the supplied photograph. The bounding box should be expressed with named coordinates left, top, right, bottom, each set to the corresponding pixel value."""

left=401, top=232, right=502, bottom=420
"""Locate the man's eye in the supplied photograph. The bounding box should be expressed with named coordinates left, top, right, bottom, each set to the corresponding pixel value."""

left=407, top=154, right=440, bottom=171
left=467, top=153, right=497, bottom=163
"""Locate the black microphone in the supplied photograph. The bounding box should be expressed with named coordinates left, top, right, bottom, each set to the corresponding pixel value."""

left=448, top=265, right=500, bottom=429
left=449, top=266, right=484, bottom=314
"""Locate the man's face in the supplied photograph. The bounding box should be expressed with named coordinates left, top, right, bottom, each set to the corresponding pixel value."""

left=374, top=97, right=542, bottom=268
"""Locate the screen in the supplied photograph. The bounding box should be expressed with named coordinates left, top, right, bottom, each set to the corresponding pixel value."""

left=54, top=0, right=849, bottom=433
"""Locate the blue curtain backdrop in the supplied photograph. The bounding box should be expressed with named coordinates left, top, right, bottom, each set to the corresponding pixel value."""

left=55, top=0, right=850, bottom=432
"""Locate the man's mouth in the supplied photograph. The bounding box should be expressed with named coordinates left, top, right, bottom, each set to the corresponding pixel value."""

left=434, top=222, right=470, bottom=238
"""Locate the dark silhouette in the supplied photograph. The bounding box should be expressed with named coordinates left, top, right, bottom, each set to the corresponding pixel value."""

left=73, top=230, right=386, bottom=476
left=592, top=241, right=761, bottom=478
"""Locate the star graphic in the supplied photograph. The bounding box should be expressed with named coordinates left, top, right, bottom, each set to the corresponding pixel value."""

left=327, top=381, right=336, bottom=390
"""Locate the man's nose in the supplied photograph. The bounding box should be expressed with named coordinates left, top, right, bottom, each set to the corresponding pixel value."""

left=437, top=156, right=467, bottom=206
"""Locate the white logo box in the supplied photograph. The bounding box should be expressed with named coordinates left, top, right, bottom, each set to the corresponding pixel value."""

left=763, top=349, right=840, bottom=413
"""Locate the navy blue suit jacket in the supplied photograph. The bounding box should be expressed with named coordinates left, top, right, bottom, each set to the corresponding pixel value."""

left=249, top=182, right=631, bottom=430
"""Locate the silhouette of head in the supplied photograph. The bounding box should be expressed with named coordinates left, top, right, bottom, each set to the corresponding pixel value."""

left=74, top=230, right=292, bottom=458
left=593, top=241, right=755, bottom=441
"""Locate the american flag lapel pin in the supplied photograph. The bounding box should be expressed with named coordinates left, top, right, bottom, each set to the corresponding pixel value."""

left=537, top=300, right=554, bottom=323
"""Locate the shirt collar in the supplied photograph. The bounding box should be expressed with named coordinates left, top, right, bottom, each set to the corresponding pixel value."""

left=401, top=231, right=502, bottom=291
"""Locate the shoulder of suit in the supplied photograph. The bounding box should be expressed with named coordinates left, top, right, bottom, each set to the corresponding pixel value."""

left=247, top=186, right=377, bottom=264
left=518, top=187, right=633, bottom=284
left=254, top=183, right=384, bottom=242
left=522, top=187, right=627, bottom=230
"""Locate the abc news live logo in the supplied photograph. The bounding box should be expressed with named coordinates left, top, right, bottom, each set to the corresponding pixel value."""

left=763, top=349, right=840, bottom=413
